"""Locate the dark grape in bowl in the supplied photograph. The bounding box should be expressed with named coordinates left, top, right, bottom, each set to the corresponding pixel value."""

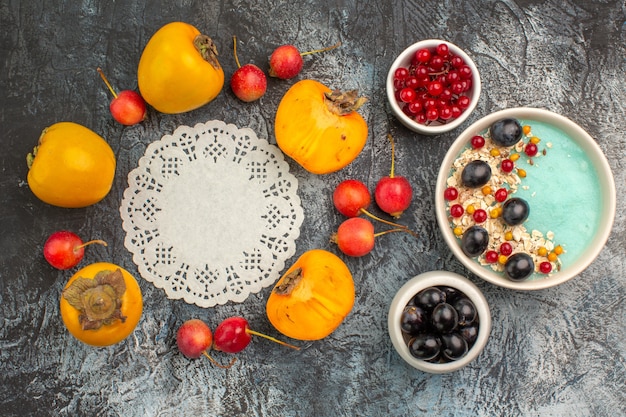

left=388, top=271, right=491, bottom=373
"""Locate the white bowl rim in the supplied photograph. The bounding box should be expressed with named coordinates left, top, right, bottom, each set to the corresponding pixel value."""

left=387, top=271, right=492, bottom=373
left=435, top=107, right=617, bottom=290
left=386, top=39, right=482, bottom=135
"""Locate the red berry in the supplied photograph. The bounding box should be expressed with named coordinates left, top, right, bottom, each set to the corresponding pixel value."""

left=470, top=135, right=485, bottom=149
left=394, top=67, right=409, bottom=81
left=426, top=107, right=439, bottom=121
left=450, top=204, right=464, bottom=217
left=399, top=87, right=416, bottom=103
left=485, top=250, right=499, bottom=263
left=457, top=95, right=470, bottom=109
left=525, top=143, right=538, bottom=157
left=405, top=76, right=419, bottom=89
left=458, top=65, right=473, bottom=79
left=539, top=262, right=552, bottom=274
left=444, top=187, right=459, bottom=201
left=495, top=188, right=508, bottom=202
left=408, top=100, right=424, bottom=114
left=450, top=55, right=465, bottom=68
left=415, top=48, right=431, bottom=63
left=500, top=242, right=513, bottom=256
left=501, top=159, right=514, bottom=173
left=427, top=80, right=444, bottom=96
left=473, top=209, right=487, bottom=223
left=436, top=43, right=449, bottom=57
left=439, top=106, right=453, bottom=120
left=429, top=55, right=444, bottom=70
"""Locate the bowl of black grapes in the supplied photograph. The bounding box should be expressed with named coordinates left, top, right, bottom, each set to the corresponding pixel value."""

left=388, top=271, right=491, bottom=373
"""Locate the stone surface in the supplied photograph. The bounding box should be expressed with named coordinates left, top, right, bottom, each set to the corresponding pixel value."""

left=1, top=1, right=625, bottom=416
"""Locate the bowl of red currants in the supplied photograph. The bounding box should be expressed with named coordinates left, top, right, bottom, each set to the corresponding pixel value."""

left=388, top=271, right=491, bottom=373
left=386, top=39, right=481, bottom=135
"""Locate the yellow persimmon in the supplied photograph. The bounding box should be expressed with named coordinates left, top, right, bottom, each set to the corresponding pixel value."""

left=274, top=79, right=368, bottom=174
left=60, top=262, right=143, bottom=347
left=26, top=122, right=115, bottom=208
left=266, top=249, right=355, bottom=340
left=137, top=22, right=224, bottom=114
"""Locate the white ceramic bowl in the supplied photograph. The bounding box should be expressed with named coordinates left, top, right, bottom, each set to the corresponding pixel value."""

left=388, top=271, right=491, bottom=373
left=386, top=39, right=481, bottom=135
left=435, top=107, right=617, bottom=290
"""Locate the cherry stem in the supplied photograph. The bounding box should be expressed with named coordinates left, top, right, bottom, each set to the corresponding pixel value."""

left=374, top=227, right=418, bottom=239
left=359, top=208, right=408, bottom=229
left=387, top=133, right=396, bottom=178
left=300, top=41, right=342, bottom=57
left=202, top=350, right=237, bottom=369
left=232, top=35, right=241, bottom=69
left=75, top=239, right=108, bottom=251
left=245, top=329, right=300, bottom=350
left=97, top=68, right=118, bottom=99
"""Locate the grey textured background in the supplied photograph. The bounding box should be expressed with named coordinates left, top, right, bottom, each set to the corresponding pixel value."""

left=1, top=0, right=625, bottom=416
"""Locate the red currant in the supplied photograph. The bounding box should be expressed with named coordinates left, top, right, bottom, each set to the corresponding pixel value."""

left=408, top=100, right=424, bottom=114
left=399, top=87, right=416, bottom=103
left=415, top=48, right=431, bottom=63
left=444, top=187, right=459, bottom=201
left=450, top=55, right=464, bottom=68
left=451, top=106, right=462, bottom=118
left=457, top=95, right=470, bottom=109
left=495, top=188, right=508, bottom=202
left=394, top=67, right=409, bottom=81
left=415, top=65, right=429, bottom=77
left=439, top=106, right=453, bottom=120
left=458, top=65, right=473, bottom=79
left=525, top=143, right=538, bottom=157
left=471, top=135, right=485, bottom=149
left=429, top=55, right=444, bottom=71
left=501, top=159, right=514, bottom=173
left=427, top=80, right=444, bottom=97
left=485, top=250, right=499, bottom=263
left=414, top=112, right=427, bottom=124
left=446, top=70, right=460, bottom=84
left=405, top=76, right=419, bottom=90
left=426, top=107, right=439, bottom=121
left=539, top=261, right=552, bottom=274
left=500, top=242, right=513, bottom=256
left=473, top=209, right=487, bottom=223
left=436, top=43, right=449, bottom=57
left=450, top=204, right=464, bottom=217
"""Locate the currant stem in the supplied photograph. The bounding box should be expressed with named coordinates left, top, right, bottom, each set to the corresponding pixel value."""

left=97, top=68, right=118, bottom=99
left=202, top=350, right=237, bottom=369
left=232, top=35, right=241, bottom=69
left=245, top=329, right=300, bottom=350
left=359, top=208, right=408, bottom=229
left=300, top=41, right=342, bottom=57
left=387, top=133, right=396, bottom=178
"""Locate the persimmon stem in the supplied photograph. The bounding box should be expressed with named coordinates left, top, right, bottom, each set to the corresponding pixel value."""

left=202, top=350, right=237, bottom=368
left=245, top=329, right=300, bottom=350
left=97, top=68, right=118, bottom=99
left=75, top=239, right=108, bottom=250
left=387, top=133, right=396, bottom=178
left=232, top=35, right=241, bottom=69
left=300, top=41, right=342, bottom=57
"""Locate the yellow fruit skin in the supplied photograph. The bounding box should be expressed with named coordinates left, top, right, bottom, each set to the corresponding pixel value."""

left=266, top=249, right=355, bottom=340
left=27, top=122, right=116, bottom=208
left=274, top=80, right=368, bottom=174
left=60, top=262, right=143, bottom=347
left=137, top=22, right=224, bottom=114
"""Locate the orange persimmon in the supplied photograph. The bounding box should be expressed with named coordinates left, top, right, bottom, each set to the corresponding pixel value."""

left=60, top=262, right=143, bottom=347
left=274, top=79, right=368, bottom=174
left=266, top=249, right=355, bottom=340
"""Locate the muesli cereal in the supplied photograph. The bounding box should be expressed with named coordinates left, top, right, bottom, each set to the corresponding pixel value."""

left=444, top=119, right=564, bottom=280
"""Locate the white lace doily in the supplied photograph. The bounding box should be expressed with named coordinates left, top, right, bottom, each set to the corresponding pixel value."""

left=119, top=120, right=304, bottom=307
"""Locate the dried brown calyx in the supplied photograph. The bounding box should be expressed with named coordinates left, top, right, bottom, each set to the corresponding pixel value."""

left=273, top=268, right=303, bottom=296
left=324, top=89, right=368, bottom=116
left=193, top=34, right=221, bottom=70
left=62, top=269, right=127, bottom=330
